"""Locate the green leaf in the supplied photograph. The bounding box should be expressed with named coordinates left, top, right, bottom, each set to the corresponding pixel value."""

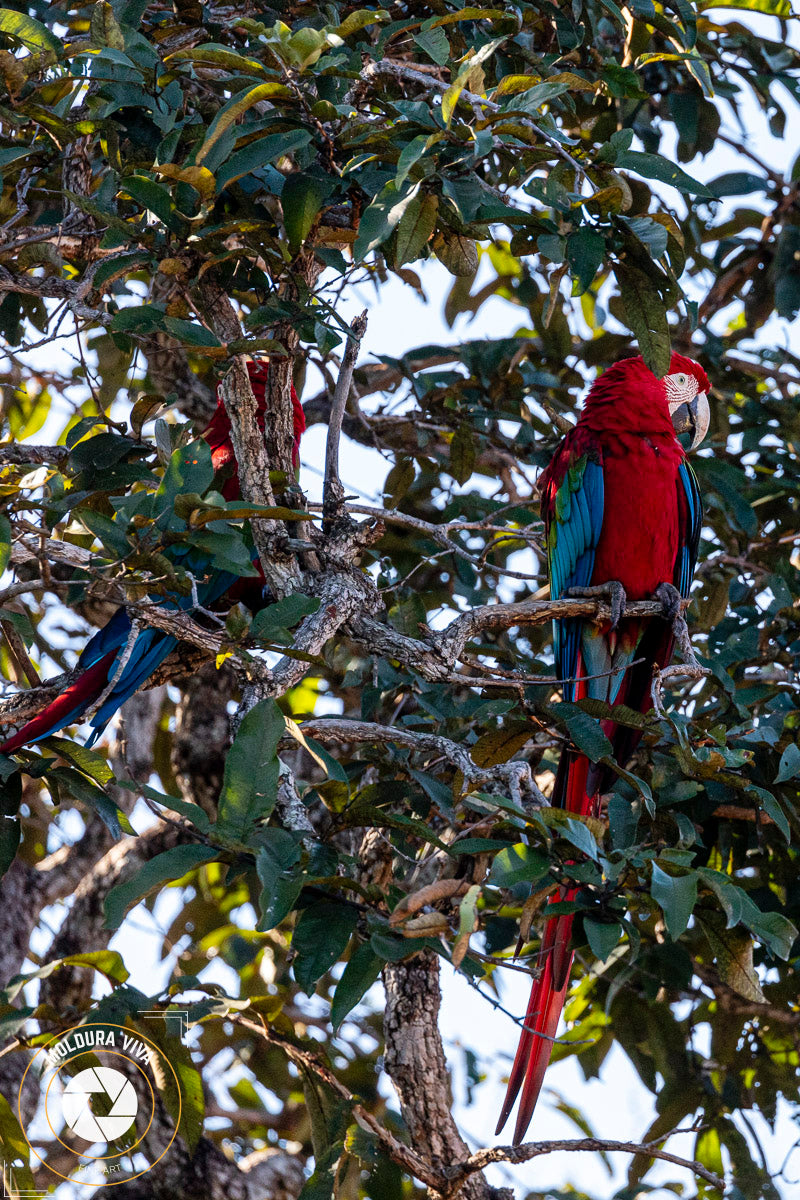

left=0, top=770, right=21, bottom=881
left=450, top=837, right=514, bottom=855
left=423, top=7, right=508, bottom=27
left=42, top=738, right=114, bottom=786
left=584, top=918, right=622, bottom=962
left=116, top=781, right=211, bottom=834
left=603, top=759, right=655, bottom=817
left=250, top=593, right=321, bottom=639
left=121, top=175, right=180, bottom=230
left=0, top=1092, right=36, bottom=1193
left=369, top=930, right=441, bottom=960
left=449, top=423, right=475, bottom=485
left=749, top=786, right=790, bottom=843
left=216, top=699, right=285, bottom=841
left=293, top=901, right=358, bottom=994
left=215, top=129, right=312, bottom=191
left=549, top=702, right=613, bottom=763
left=395, top=192, right=438, bottom=263
left=164, top=1035, right=205, bottom=1152
left=616, top=150, right=713, bottom=197
left=353, top=181, right=420, bottom=261
left=622, top=215, right=669, bottom=259
left=48, top=767, right=135, bottom=839
left=104, top=843, right=217, bottom=929
left=567, top=227, right=605, bottom=294
left=698, top=867, right=745, bottom=928
left=196, top=82, right=294, bottom=165
left=775, top=742, right=800, bottom=783
left=0, top=7, right=61, bottom=52
left=256, top=827, right=303, bottom=931
left=512, top=79, right=576, bottom=112
left=413, top=26, right=450, bottom=66
left=562, top=817, right=600, bottom=861
left=299, top=735, right=348, bottom=783
left=650, top=863, right=697, bottom=939
left=0, top=515, right=9, bottom=577
left=77, top=507, right=132, bottom=558
left=488, top=843, right=550, bottom=887
left=162, top=316, right=221, bottom=348
left=0, top=146, right=39, bottom=170
left=331, top=941, right=383, bottom=1029
left=282, top=173, right=329, bottom=254
left=3, top=951, right=129, bottom=1003
left=110, top=304, right=166, bottom=335
left=746, top=909, right=797, bottom=960
left=334, top=8, right=390, bottom=37
left=708, top=171, right=769, bottom=197
left=616, top=264, right=671, bottom=378
left=698, top=0, right=790, bottom=12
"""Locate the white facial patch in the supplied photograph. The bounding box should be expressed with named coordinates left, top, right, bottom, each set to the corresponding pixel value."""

left=664, top=371, right=699, bottom=414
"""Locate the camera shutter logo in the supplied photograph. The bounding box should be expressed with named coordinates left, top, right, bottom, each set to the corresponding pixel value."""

left=61, top=1066, right=139, bottom=1144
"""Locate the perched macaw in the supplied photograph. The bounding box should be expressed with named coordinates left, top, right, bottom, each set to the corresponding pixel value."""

left=0, top=362, right=304, bottom=754
left=496, top=353, right=710, bottom=1144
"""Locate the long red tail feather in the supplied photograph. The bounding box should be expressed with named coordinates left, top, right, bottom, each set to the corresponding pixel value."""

left=497, top=667, right=595, bottom=1142
left=0, top=649, right=117, bottom=755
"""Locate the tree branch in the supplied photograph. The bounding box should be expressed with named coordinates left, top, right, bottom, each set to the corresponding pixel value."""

left=382, top=953, right=512, bottom=1199
left=294, top=717, right=546, bottom=807
left=195, top=283, right=302, bottom=598
left=350, top=597, right=684, bottom=683
left=446, top=1137, right=725, bottom=1194
left=323, top=310, right=367, bottom=532
left=0, top=443, right=69, bottom=465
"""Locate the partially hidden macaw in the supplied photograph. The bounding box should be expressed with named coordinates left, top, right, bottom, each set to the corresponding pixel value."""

left=496, top=352, right=710, bottom=1144
left=0, top=362, right=305, bottom=755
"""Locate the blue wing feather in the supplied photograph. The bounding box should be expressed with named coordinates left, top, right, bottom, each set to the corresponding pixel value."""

left=547, top=455, right=604, bottom=699
left=84, top=558, right=242, bottom=743
left=676, top=460, right=702, bottom=597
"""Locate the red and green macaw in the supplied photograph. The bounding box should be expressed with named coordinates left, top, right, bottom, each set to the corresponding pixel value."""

left=0, top=362, right=304, bottom=755
left=496, top=353, right=710, bottom=1144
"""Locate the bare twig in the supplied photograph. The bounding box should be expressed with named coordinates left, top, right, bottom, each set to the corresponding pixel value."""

left=650, top=609, right=711, bottom=718
left=323, top=310, right=367, bottom=532
left=0, top=444, right=69, bottom=465
left=84, top=618, right=142, bottom=723
left=294, top=717, right=546, bottom=808
left=445, top=1137, right=726, bottom=1194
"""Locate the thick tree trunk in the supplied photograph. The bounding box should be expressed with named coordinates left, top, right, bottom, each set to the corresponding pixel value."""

left=383, top=953, right=512, bottom=1200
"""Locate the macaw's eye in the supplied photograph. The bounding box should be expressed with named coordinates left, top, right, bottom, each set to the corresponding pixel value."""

left=677, top=374, right=687, bottom=385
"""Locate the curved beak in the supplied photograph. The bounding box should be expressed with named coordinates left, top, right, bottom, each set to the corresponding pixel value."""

left=671, top=391, right=709, bottom=451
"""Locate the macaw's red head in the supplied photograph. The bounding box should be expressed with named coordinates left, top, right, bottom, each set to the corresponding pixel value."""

left=203, top=360, right=305, bottom=493
left=580, top=352, right=710, bottom=450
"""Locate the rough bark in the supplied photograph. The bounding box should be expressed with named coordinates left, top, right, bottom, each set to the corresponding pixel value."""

left=383, top=953, right=512, bottom=1200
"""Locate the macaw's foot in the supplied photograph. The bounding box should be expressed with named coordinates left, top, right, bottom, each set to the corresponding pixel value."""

left=652, top=580, right=693, bottom=659
left=653, top=581, right=682, bottom=624
left=649, top=583, right=711, bottom=718
left=565, top=580, right=627, bottom=631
